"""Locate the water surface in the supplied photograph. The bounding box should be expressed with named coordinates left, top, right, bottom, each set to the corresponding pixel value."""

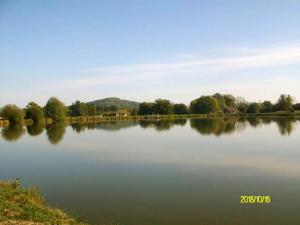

left=1, top=117, right=300, bottom=225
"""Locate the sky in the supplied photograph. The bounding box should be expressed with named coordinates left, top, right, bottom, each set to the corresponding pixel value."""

left=1, top=0, right=300, bottom=107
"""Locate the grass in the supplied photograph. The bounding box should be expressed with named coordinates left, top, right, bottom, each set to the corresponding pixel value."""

left=0, top=180, right=87, bottom=225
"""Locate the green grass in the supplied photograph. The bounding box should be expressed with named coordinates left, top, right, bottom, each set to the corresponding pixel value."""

left=0, top=180, right=87, bottom=225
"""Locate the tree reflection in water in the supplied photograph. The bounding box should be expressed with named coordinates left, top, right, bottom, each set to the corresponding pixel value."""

left=46, top=123, right=66, bottom=145
left=275, top=117, right=297, bottom=136
left=27, top=121, right=45, bottom=136
left=190, top=118, right=239, bottom=136
left=139, top=119, right=187, bottom=131
left=1, top=124, right=25, bottom=141
left=1, top=117, right=299, bottom=143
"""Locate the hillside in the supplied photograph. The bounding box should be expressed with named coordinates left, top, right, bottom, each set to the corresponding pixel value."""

left=88, top=97, right=140, bottom=110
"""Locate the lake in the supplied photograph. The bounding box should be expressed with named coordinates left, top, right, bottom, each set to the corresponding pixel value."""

left=1, top=117, right=300, bottom=225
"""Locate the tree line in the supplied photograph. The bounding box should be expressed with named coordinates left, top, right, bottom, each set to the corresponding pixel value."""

left=139, top=94, right=299, bottom=115
left=0, top=94, right=299, bottom=124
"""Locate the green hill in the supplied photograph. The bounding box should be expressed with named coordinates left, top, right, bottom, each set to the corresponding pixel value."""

left=88, top=97, right=140, bottom=110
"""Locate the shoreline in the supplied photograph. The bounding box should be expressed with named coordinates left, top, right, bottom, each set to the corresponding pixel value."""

left=0, top=180, right=87, bottom=225
left=1, top=112, right=300, bottom=127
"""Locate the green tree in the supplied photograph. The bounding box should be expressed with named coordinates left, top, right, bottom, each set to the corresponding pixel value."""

left=261, top=101, right=273, bottom=113
left=223, top=94, right=236, bottom=107
left=190, top=96, right=219, bottom=114
left=87, top=104, right=96, bottom=116
left=236, top=97, right=248, bottom=114
left=129, top=108, right=138, bottom=116
left=25, top=102, right=44, bottom=123
left=153, top=99, right=174, bottom=115
left=173, top=103, right=188, bottom=114
left=247, top=103, right=261, bottom=113
left=44, top=97, right=66, bottom=122
left=69, top=101, right=88, bottom=116
left=139, top=102, right=154, bottom=115
left=213, top=93, right=226, bottom=112
left=276, top=94, right=294, bottom=111
left=294, top=103, right=300, bottom=110
left=0, top=104, right=25, bottom=124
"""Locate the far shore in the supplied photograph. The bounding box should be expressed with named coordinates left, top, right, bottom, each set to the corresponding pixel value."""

left=1, top=111, right=300, bottom=127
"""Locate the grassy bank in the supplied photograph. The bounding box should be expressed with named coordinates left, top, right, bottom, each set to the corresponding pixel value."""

left=0, top=180, right=87, bottom=225
left=63, top=111, right=300, bottom=124
left=1, top=111, right=300, bottom=127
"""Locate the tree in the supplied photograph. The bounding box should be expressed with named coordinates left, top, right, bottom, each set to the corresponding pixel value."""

left=247, top=103, right=261, bottom=113
left=87, top=104, right=96, bottom=116
left=139, top=102, right=154, bottom=115
left=293, top=103, right=300, bottom=110
left=190, top=96, right=219, bottom=114
left=25, top=102, right=44, bottom=122
left=129, top=108, right=138, bottom=116
left=213, top=93, right=226, bottom=112
left=69, top=101, right=88, bottom=116
left=236, top=97, right=247, bottom=114
left=44, top=97, right=66, bottom=122
left=276, top=94, right=294, bottom=111
left=0, top=104, right=25, bottom=124
left=152, top=99, right=174, bottom=115
left=261, top=101, right=273, bottom=113
left=173, top=103, right=188, bottom=114
left=223, top=94, right=236, bottom=107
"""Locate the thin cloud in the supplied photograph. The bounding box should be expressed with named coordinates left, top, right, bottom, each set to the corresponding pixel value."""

left=1, top=43, right=300, bottom=106
left=84, top=44, right=300, bottom=76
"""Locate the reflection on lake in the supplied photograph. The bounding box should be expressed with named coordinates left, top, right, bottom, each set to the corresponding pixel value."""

left=1, top=117, right=300, bottom=225
left=2, top=117, right=299, bottom=143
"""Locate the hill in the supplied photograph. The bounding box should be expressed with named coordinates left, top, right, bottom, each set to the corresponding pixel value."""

left=88, top=97, right=140, bottom=110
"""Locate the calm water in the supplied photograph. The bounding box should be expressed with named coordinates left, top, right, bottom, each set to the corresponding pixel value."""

left=1, top=117, right=300, bottom=225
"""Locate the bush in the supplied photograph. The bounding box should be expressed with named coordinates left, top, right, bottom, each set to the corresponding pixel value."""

left=45, top=97, right=66, bottom=122
left=173, top=103, right=188, bottom=114
left=190, top=96, right=218, bottom=114
left=247, top=103, right=261, bottom=113
left=0, top=105, right=24, bottom=124
left=25, top=102, right=45, bottom=122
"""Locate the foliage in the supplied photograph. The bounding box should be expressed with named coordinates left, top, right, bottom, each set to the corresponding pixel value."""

left=173, top=103, right=188, bottom=114
left=223, top=94, right=236, bottom=107
left=88, top=97, right=139, bottom=112
left=261, top=101, right=273, bottom=113
left=152, top=99, right=174, bottom=115
left=0, top=105, right=25, bottom=124
left=190, top=96, right=218, bottom=114
left=44, top=97, right=66, bottom=121
left=236, top=97, right=248, bottom=113
left=213, top=93, right=226, bottom=112
left=0, top=180, right=87, bottom=224
left=294, top=103, right=300, bottom=110
left=69, top=101, right=88, bottom=116
left=87, top=104, right=96, bottom=116
left=25, top=102, right=45, bottom=122
left=276, top=94, right=294, bottom=111
left=139, top=102, right=154, bottom=115
left=247, top=103, right=261, bottom=113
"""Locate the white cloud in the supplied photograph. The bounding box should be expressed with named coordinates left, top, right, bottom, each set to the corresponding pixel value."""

left=84, top=43, right=300, bottom=75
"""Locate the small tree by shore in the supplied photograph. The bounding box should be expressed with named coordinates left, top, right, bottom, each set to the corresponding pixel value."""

left=0, top=104, right=25, bottom=124
left=44, top=97, right=66, bottom=122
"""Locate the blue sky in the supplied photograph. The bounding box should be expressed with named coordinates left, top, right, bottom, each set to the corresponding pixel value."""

left=1, top=0, right=300, bottom=106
